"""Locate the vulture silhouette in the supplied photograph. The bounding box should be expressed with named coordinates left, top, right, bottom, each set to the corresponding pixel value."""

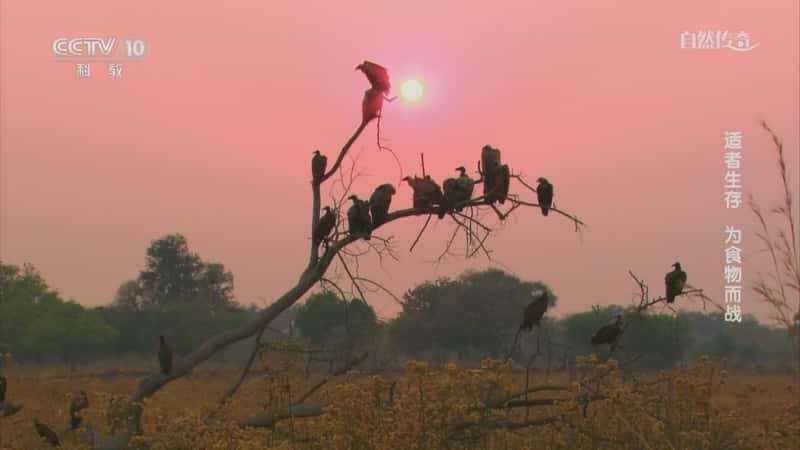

left=520, top=291, right=550, bottom=332
left=486, top=164, right=510, bottom=204
left=439, top=167, right=475, bottom=218
left=665, top=262, right=688, bottom=303
left=591, top=315, right=623, bottom=346
left=355, top=61, right=396, bottom=124
left=454, top=167, right=475, bottom=211
left=480, top=145, right=502, bottom=196
left=369, top=184, right=396, bottom=227
left=440, top=176, right=459, bottom=218
left=33, top=418, right=60, bottom=447
left=402, top=175, right=443, bottom=211
left=536, top=177, right=554, bottom=216
left=314, top=206, right=336, bottom=247
left=158, top=335, right=173, bottom=375
left=311, top=150, right=327, bottom=183
left=347, top=195, right=372, bottom=239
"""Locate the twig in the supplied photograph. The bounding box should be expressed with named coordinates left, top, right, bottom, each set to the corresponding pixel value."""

left=204, top=325, right=268, bottom=423
left=409, top=214, right=433, bottom=252
left=292, top=352, right=368, bottom=405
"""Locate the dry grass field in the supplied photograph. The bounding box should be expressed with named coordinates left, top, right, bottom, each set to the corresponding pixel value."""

left=1, top=357, right=798, bottom=450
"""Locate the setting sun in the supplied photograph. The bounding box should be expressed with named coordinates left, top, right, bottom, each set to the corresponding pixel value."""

left=400, top=78, right=425, bottom=103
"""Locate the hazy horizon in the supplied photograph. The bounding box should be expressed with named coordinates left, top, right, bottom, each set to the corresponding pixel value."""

left=1, top=0, right=798, bottom=324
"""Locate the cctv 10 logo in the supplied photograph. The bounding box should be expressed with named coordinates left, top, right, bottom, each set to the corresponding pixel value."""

left=52, top=37, right=147, bottom=58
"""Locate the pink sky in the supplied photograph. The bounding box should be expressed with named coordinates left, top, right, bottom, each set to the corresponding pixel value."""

left=1, top=0, right=798, bottom=323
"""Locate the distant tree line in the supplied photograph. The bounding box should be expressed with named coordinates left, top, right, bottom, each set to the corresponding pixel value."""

left=0, top=235, right=794, bottom=371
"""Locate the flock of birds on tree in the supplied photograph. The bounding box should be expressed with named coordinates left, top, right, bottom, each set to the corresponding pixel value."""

left=516, top=262, right=688, bottom=348
left=306, top=61, right=560, bottom=248
left=310, top=144, right=557, bottom=248
left=3, top=59, right=697, bottom=445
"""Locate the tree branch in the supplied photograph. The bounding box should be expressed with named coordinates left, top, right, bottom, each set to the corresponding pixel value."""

left=204, top=325, right=268, bottom=423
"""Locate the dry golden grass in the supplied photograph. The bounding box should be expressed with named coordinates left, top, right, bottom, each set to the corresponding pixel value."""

left=0, top=358, right=797, bottom=449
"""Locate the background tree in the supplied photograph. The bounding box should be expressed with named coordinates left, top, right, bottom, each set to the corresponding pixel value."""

left=104, top=234, right=243, bottom=355
left=0, top=261, right=118, bottom=363
left=390, top=268, right=556, bottom=359
left=129, top=233, right=235, bottom=310
left=295, top=291, right=378, bottom=349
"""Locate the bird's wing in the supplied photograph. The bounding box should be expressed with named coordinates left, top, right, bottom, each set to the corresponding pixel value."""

left=358, top=61, right=391, bottom=91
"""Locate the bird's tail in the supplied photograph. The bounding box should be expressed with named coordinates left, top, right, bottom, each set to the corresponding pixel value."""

left=542, top=206, right=549, bottom=216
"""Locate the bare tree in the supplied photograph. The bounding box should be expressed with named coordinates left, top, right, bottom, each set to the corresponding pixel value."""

left=93, top=62, right=586, bottom=449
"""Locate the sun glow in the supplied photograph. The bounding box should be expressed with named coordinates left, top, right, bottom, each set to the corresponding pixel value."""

left=400, top=78, right=425, bottom=103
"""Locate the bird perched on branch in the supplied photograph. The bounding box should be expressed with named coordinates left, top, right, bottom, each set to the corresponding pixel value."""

left=355, top=61, right=396, bottom=124
left=314, top=206, right=336, bottom=247
left=440, top=167, right=475, bottom=218
left=369, top=184, right=396, bottom=227
left=486, top=164, right=510, bottom=205
left=520, top=291, right=550, bottom=332
left=311, top=150, right=327, bottom=183
left=347, top=195, right=372, bottom=239
left=68, top=390, right=89, bottom=430
left=665, top=262, right=687, bottom=303
left=158, top=335, right=173, bottom=375
left=536, top=177, right=554, bottom=216
left=402, top=175, right=443, bottom=212
left=440, top=177, right=459, bottom=219
left=33, top=418, right=60, bottom=447
left=591, top=315, right=623, bottom=346
left=454, top=167, right=475, bottom=211
left=480, top=145, right=502, bottom=196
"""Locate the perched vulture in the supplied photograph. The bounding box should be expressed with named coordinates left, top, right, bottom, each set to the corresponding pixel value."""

left=0, top=375, right=5, bottom=404
left=158, top=335, right=173, bottom=375
left=356, top=60, right=391, bottom=93
left=356, top=61, right=394, bottom=124
left=520, top=291, right=550, bottom=332
left=439, top=176, right=459, bottom=219
left=69, top=390, right=89, bottom=430
left=361, top=89, right=384, bottom=124
left=369, top=184, right=396, bottom=227
left=488, top=164, right=510, bottom=204
left=311, top=150, right=327, bottom=183
left=481, top=145, right=502, bottom=196
left=33, top=418, right=60, bottom=447
left=536, top=177, right=554, bottom=216
left=402, top=175, right=443, bottom=211
left=439, top=167, right=475, bottom=218
left=347, top=195, right=372, bottom=239
left=665, top=262, right=687, bottom=304
left=454, top=166, right=475, bottom=211
left=314, top=206, right=336, bottom=246
left=591, top=315, right=623, bottom=346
